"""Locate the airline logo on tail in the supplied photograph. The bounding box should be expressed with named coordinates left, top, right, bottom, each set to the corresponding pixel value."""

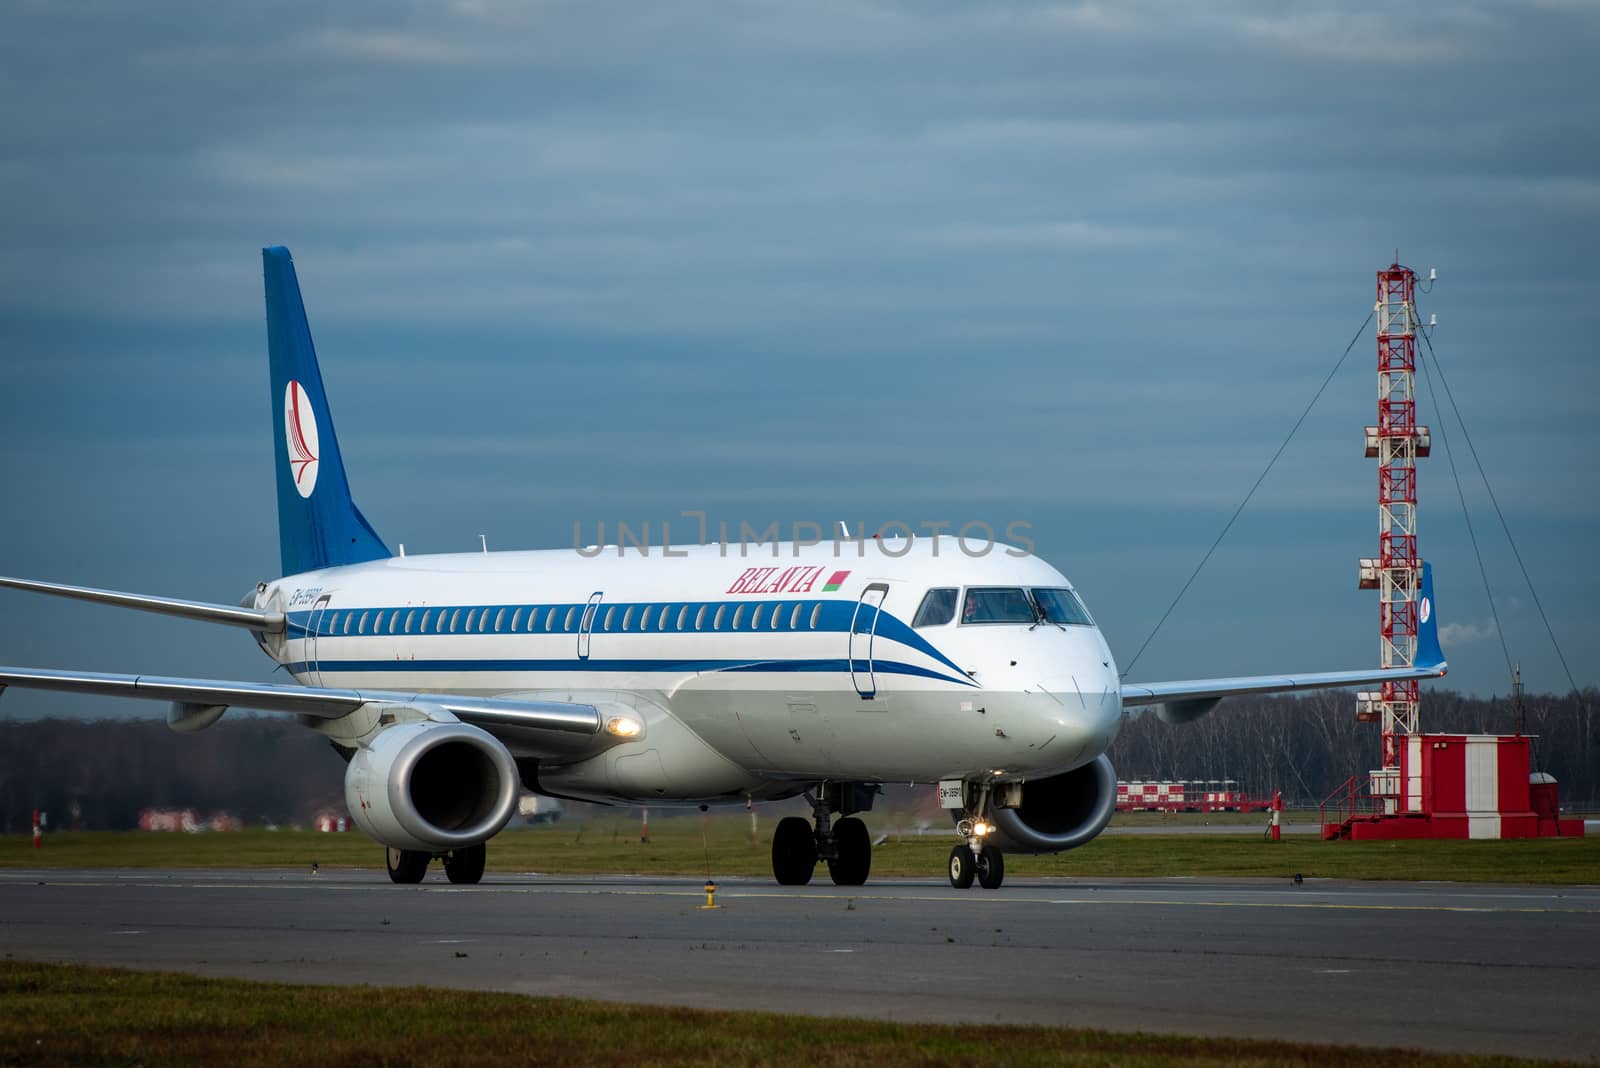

left=284, top=380, right=320, bottom=497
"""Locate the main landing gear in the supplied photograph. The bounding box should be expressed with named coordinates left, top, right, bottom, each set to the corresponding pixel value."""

left=385, top=843, right=487, bottom=885
left=949, top=782, right=1006, bottom=890
left=771, top=783, right=878, bottom=887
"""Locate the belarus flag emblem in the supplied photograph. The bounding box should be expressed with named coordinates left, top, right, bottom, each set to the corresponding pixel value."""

left=822, top=570, right=851, bottom=592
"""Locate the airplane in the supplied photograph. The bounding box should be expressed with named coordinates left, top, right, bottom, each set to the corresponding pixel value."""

left=0, top=247, right=1447, bottom=889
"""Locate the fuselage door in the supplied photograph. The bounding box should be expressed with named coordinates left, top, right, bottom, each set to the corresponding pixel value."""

left=305, top=594, right=332, bottom=687
left=577, top=590, right=603, bottom=660
left=848, top=582, right=890, bottom=699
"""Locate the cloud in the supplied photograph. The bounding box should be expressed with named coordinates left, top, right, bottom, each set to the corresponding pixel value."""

left=915, top=220, right=1178, bottom=250
left=0, top=0, right=1596, bottom=699
left=1440, top=620, right=1501, bottom=646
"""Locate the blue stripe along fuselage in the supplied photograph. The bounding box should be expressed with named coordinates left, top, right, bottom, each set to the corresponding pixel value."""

left=284, top=599, right=973, bottom=686
left=283, top=657, right=974, bottom=685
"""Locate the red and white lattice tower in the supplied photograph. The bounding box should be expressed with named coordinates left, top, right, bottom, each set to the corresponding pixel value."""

left=1356, top=260, right=1433, bottom=777
left=1357, top=262, right=1430, bottom=779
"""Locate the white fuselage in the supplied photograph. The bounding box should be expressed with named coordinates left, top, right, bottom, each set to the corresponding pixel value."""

left=257, top=536, right=1123, bottom=802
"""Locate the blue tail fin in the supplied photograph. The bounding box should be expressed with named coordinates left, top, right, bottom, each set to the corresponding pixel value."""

left=1415, top=561, right=1445, bottom=670
left=264, top=246, right=390, bottom=577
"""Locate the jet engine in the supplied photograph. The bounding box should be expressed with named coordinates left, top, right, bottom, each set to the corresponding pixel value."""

left=989, top=754, right=1118, bottom=854
left=343, top=720, right=519, bottom=853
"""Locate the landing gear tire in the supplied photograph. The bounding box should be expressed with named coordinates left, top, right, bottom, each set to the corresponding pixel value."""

left=772, top=816, right=818, bottom=885
left=975, top=844, right=1005, bottom=890
left=827, top=816, right=872, bottom=886
left=443, top=843, right=486, bottom=885
left=948, top=845, right=976, bottom=890
left=386, top=847, right=429, bottom=884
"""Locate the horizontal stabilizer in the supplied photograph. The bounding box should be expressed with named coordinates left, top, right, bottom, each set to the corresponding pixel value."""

left=0, top=575, right=283, bottom=633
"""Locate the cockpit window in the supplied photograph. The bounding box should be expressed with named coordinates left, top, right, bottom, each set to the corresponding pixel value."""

left=961, top=587, right=1036, bottom=624
left=1032, top=587, right=1094, bottom=626
left=912, top=588, right=958, bottom=627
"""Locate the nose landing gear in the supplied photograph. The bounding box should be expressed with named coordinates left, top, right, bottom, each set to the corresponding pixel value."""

left=950, top=781, right=1006, bottom=890
left=769, top=783, right=877, bottom=887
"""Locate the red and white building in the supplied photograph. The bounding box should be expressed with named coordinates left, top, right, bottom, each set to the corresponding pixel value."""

left=1325, top=732, right=1583, bottom=840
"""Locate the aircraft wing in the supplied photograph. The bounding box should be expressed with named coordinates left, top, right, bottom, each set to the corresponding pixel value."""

left=1121, top=661, right=1446, bottom=707
left=1121, top=562, right=1447, bottom=722
left=0, top=666, right=615, bottom=760
left=0, top=574, right=283, bottom=633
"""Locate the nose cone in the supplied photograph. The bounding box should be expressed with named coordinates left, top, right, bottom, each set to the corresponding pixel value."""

left=1030, top=670, right=1121, bottom=768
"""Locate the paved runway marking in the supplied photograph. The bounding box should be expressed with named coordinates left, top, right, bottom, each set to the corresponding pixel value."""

left=5, top=872, right=1598, bottom=916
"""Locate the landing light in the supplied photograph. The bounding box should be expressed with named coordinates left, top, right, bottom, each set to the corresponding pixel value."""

left=973, top=821, right=992, bottom=837
left=605, top=716, right=643, bottom=739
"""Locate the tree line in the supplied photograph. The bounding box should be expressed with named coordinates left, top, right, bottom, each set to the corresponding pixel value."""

left=0, top=717, right=347, bottom=832
left=2, top=687, right=1594, bottom=831
left=1108, top=688, right=1598, bottom=805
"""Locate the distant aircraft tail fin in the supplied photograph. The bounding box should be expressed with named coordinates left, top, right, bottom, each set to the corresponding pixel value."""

left=263, top=246, right=390, bottom=577
left=1415, top=561, right=1444, bottom=669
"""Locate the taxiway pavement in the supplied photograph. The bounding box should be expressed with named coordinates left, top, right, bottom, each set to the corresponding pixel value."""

left=2, top=868, right=1595, bottom=1060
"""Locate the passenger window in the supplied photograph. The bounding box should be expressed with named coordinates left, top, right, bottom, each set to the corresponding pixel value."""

left=809, top=603, right=821, bottom=629
left=731, top=605, right=744, bottom=630
left=751, top=605, right=765, bottom=629
left=389, top=611, right=401, bottom=634
left=494, top=608, right=506, bottom=632
left=420, top=609, right=432, bottom=632
left=544, top=607, right=556, bottom=632
left=449, top=609, right=460, bottom=633
left=564, top=606, right=577, bottom=631
left=789, top=603, right=801, bottom=630
left=527, top=607, right=540, bottom=632
left=603, top=607, right=615, bottom=632
left=324, top=612, right=338, bottom=636
left=405, top=609, right=417, bottom=633
left=343, top=612, right=353, bottom=635
left=510, top=607, right=522, bottom=631
left=912, top=588, right=958, bottom=628
left=640, top=606, right=653, bottom=631
left=436, top=610, right=447, bottom=634
left=358, top=611, right=369, bottom=635
left=465, top=608, right=477, bottom=632
left=713, top=605, right=726, bottom=631
left=773, top=605, right=783, bottom=629
left=622, top=606, right=634, bottom=631
left=372, top=610, right=385, bottom=633
left=694, top=606, right=705, bottom=631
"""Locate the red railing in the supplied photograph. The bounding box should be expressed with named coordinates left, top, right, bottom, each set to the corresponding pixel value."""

left=1318, top=775, right=1390, bottom=839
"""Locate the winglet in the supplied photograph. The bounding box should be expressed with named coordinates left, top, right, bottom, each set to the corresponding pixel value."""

left=1415, top=561, right=1445, bottom=671
left=264, top=246, right=390, bottom=577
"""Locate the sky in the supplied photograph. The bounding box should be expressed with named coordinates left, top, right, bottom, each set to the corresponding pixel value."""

left=2, top=1, right=1596, bottom=721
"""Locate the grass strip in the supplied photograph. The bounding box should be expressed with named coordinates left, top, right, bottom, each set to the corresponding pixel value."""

left=3, top=823, right=1596, bottom=884
left=0, top=960, right=1574, bottom=1068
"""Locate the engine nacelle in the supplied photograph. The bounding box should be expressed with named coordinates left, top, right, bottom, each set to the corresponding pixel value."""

left=343, top=721, right=519, bottom=853
left=990, top=754, right=1118, bottom=854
